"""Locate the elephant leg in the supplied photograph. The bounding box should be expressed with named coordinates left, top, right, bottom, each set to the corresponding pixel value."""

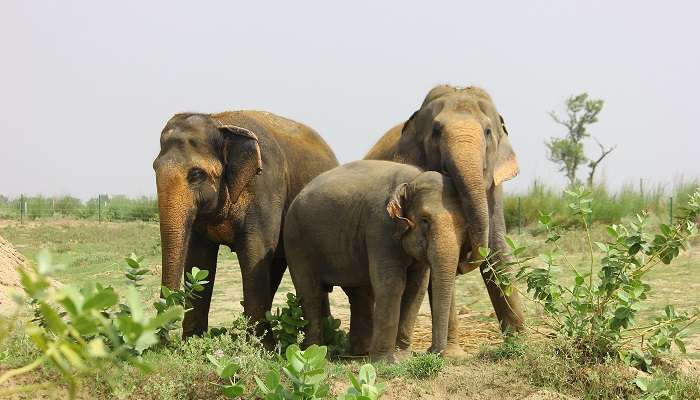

left=182, top=232, right=219, bottom=338
left=368, top=259, right=406, bottom=363
left=237, top=236, right=278, bottom=348
left=395, top=262, right=429, bottom=358
left=269, top=257, right=286, bottom=302
left=485, top=185, right=525, bottom=333
left=344, top=286, right=374, bottom=356
left=286, top=253, right=325, bottom=348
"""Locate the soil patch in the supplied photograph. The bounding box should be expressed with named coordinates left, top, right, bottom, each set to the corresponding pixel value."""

left=0, top=234, right=25, bottom=315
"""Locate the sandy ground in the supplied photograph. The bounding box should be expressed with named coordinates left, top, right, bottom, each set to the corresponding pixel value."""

left=0, top=234, right=25, bottom=315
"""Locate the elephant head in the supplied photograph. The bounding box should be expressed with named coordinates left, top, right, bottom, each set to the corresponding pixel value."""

left=153, top=113, right=262, bottom=291
left=387, top=171, right=467, bottom=352
left=395, top=85, right=519, bottom=268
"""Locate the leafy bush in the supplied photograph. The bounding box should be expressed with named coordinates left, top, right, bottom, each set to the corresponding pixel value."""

left=323, top=316, right=349, bottom=357
left=0, top=251, right=184, bottom=398
left=266, top=292, right=308, bottom=353
left=255, top=344, right=330, bottom=400
left=491, top=188, right=700, bottom=396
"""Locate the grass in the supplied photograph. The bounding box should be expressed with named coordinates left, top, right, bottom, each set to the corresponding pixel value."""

left=503, top=178, right=699, bottom=228
left=1, top=218, right=699, bottom=399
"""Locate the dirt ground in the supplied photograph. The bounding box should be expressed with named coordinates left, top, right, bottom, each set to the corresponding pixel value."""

left=0, top=234, right=25, bottom=315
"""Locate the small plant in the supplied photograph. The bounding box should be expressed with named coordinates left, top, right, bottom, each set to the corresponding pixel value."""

left=338, top=364, right=386, bottom=400
left=255, top=344, right=330, bottom=400
left=478, top=334, right=526, bottom=361
left=152, top=266, right=209, bottom=342
left=207, top=354, right=245, bottom=399
left=323, top=316, right=349, bottom=357
left=265, top=292, right=308, bottom=353
left=124, top=253, right=150, bottom=287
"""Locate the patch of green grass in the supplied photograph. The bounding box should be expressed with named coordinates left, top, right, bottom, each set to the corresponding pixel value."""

left=378, top=353, right=445, bottom=380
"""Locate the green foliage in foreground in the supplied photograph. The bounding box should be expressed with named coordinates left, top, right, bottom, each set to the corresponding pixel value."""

left=1, top=253, right=384, bottom=399
left=489, top=187, right=700, bottom=397
left=0, top=252, right=184, bottom=398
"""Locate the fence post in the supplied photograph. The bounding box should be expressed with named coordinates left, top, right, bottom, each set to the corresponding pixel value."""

left=517, top=196, right=522, bottom=235
left=20, top=194, right=24, bottom=224
left=98, top=194, right=102, bottom=223
left=669, top=196, right=673, bottom=226
left=51, top=198, right=55, bottom=216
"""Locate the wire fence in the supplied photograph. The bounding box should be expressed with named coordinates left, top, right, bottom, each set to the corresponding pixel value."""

left=0, top=188, right=684, bottom=229
left=0, top=195, right=159, bottom=223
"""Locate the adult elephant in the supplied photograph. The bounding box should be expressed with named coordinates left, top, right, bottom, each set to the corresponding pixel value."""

left=365, top=85, right=525, bottom=349
left=153, top=111, right=338, bottom=342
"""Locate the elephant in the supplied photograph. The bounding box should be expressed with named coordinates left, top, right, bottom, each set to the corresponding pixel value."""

left=153, top=110, right=338, bottom=343
left=283, top=160, right=469, bottom=362
left=365, top=85, right=525, bottom=352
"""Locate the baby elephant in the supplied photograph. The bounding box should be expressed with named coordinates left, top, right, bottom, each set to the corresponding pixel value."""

left=284, top=160, right=469, bottom=362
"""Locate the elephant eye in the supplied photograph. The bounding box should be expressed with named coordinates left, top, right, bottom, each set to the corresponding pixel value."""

left=188, top=168, right=208, bottom=184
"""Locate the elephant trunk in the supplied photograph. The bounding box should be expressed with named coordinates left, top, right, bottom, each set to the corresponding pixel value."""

left=442, top=120, right=490, bottom=267
left=156, top=170, right=195, bottom=291
left=428, top=224, right=460, bottom=353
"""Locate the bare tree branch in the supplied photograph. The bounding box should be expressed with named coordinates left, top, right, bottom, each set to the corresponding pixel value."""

left=587, top=137, right=616, bottom=187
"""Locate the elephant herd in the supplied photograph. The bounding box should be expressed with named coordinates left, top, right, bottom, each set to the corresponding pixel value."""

left=152, top=85, right=524, bottom=363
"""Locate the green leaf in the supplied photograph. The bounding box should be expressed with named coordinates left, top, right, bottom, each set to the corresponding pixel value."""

left=206, top=354, right=220, bottom=367
left=39, top=302, right=67, bottom=334
left=359, top=364, right=376, bottom=384
left=219, top=363, right=240, bottom=380
left=675, top=338, right=687, bottom=354
left=125, top=286, right=144, bottom=322
left=634, top=377, right=648, bottom=392
left=83, top=287, right=118, bottom=311
left=222, top=385, right=244, bottom=398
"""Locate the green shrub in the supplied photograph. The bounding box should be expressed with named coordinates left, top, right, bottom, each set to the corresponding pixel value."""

left=491, top=187, right=700, bottom=398
left=0, top=251, right=184, bottom=398
left=266, top=292, right=308, bottom=354
left=338, top=364, right=386, bottom=400
left=255, top=344, right=330, bottom=400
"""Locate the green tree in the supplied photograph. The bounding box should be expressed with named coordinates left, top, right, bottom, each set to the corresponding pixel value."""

left=546, top=93, right=614, bottom=187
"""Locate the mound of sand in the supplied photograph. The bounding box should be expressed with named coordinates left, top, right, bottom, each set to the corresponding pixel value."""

left=0, top=234, right=25, bottom=314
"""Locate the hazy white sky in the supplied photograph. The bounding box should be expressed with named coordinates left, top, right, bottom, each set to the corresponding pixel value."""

left=1, top=1, right=698, bottom=199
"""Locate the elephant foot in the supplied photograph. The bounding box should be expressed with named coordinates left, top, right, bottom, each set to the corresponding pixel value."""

left=370, top=351, right=398, bottom=364
left=442, top=343, right=467, bottom=360
left=427, top=343, right=467, bottom=359
left=394, top=347, right=413, bottom=362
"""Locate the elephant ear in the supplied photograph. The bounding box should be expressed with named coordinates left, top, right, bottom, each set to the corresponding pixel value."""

left=386, top=182, right=415, bottom=237
left=493, top=115, right=519, bottom=186
left=394, top=111, right=425, bottom=166
left=213, top=119, right=263, bottom=203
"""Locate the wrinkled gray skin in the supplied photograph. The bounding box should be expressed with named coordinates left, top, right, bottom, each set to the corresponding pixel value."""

left=365, top=85, right=524, bottom=354
left=153, top=111, right=338, bottom=345
left=284, top=160, right=468, bottom=363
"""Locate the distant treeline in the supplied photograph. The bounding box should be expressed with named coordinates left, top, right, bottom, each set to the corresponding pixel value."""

left=1, top=179, right=698, bottom=227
